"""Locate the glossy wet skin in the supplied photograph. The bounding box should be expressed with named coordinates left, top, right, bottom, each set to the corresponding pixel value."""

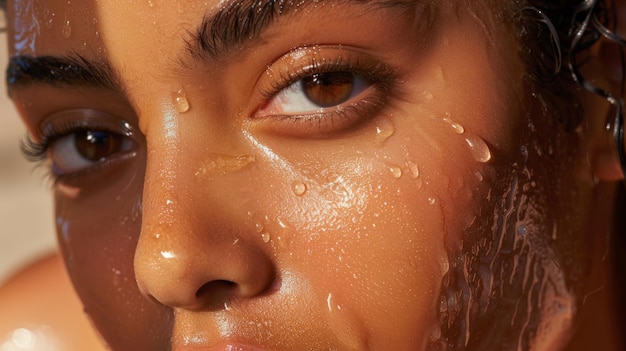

left=6, top=0, right=604, bottom=350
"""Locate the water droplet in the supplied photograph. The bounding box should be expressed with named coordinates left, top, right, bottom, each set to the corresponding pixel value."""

left=408, top=161, right=420, bottom=179
left=276, top=217, right=293, bottom=229
left=430, top=326, right=442, bottom=342
left=423, top=90, right=434, bottom=101
left=443, top=116, right=465, bottom=134
left=375, top=117, right=395, bottom=143
left=388, top=165, right=402, bottom=179
left=254, top=222, right=264, bottom=233
left=521, top=145, right=529, bottom=162
left=62, top=18, right=72, bottom=38
left=517, top=224, right=527, bottom=236
left=474, top=170, right=484, bottom=182
left=327, top=293, right=334, bottom=312
left=160, top=250, right=176, bottom=259
left=292, top=181, right=307, bottom=196
left=173, top=89, right=190, bottom=113
left=261, top=232, right=271, bottom=243
left=44, top=10, right=55, bottom=29
left=464, top=135, right=492, bottom=163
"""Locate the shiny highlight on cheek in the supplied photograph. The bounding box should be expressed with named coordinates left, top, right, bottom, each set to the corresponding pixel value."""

left=194, top=154, right=256, bottom=177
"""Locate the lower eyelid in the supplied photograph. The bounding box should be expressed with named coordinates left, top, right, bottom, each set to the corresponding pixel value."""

left=253, top=89, right=387, bottom=138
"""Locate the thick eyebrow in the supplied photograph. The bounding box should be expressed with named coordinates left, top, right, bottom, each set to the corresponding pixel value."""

left=6, top=54, right=122, bottom=95
left=185, top=0, right=416, bottom=60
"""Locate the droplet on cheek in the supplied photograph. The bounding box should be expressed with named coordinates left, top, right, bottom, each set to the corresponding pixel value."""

left=57, top=183, right=81, bottom=198
left=474, top=170, right=484, bottom=182
left=173, top=89, right=190, bottom=113
left=422, top=90, right=434, bottom=101
left=261, top=232, right=271, bottom=243
left=464, top=135, right=492, bottom=163
left=292, top=181, right=307, bottom=196
left=443, top=115, right=465, bottom=135
left=388, top=165, right=403, bottom=179
left=375, top=116, right=396, bottom=143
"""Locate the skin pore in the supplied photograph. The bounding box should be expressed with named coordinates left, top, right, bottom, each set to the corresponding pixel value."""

left=3, top=0, right=622, bottom=350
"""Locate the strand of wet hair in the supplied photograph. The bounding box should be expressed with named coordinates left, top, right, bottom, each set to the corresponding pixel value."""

left=568, top=0, right=626, bottom=176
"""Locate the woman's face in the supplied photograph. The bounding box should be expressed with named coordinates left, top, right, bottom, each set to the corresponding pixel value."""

left=7, top=0, right=582, bottom=350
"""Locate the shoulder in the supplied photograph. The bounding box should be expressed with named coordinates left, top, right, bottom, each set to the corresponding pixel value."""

left=0, top=253, right=108, bottom=351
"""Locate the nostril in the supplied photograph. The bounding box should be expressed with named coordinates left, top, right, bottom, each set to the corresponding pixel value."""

left=196, top=279, right=237, bottom=298
left=195, top=280, right=238, bottom=309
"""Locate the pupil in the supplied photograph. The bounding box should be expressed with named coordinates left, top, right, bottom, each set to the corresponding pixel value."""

left=75, top=130, right=122, bottom=161
left=302, top=72, right=355, bottom=108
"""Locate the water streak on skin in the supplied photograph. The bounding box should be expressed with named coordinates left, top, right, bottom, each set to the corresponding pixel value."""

left=242, top=131, right=301, bottom=180
left=194, top=153, right=256, bottom=177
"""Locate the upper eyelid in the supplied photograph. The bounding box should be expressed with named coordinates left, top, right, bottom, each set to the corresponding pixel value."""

left=258, top=46, right=396, bottom=99
left=39, top=109, right=135, bottom=136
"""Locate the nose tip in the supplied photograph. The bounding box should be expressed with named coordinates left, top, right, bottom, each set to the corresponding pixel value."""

left=134, top=236, right=276, bottom=311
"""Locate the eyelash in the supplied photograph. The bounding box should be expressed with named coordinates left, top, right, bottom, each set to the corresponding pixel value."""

left=260, top=56, right=395, bottom=100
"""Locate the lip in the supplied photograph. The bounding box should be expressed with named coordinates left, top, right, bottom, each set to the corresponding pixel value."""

left=173, top=343, right=269, bottom=351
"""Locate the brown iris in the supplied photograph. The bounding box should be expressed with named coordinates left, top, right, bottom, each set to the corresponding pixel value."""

left=302, top=72, right=355, bottom=108
left=74, top=130, right=123, bottom=162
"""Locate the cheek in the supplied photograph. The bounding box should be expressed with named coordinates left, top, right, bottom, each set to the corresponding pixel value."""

left=54, top=158, right=172, bottom=350
left=253, top=129, right=458, bottom=347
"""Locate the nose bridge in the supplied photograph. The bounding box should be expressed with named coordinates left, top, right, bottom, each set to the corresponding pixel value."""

left=133, top=109, right=274, bottom=310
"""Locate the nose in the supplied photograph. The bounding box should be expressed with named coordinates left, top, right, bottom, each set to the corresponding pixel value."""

left=134, top=115, right=275, bottom=311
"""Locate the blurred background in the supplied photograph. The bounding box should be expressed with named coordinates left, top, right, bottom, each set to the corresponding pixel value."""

left=0, top=32, right=56, bottom=284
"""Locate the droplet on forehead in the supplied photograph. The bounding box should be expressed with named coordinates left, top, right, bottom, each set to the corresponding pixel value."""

left=62, top=18, right=72, bottom=38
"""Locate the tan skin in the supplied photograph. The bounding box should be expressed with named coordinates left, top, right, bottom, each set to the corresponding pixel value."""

left=2, top=0, right=624, bottom=350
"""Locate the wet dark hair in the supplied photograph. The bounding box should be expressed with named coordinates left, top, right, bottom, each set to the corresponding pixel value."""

left=433, top=1, right=626, bottom=350
left=521, top=0, right=626, bottom=175
left=516, top=0, right=612, bottom=128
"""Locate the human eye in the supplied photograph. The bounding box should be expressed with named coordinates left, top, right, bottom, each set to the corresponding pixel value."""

left=21, top=109, right=139, bottom=187
left=253, top=46, right=396, bottom=137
